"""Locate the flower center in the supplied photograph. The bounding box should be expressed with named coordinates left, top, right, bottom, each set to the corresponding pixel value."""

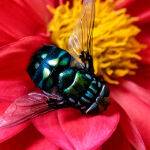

left=47, top=0, right=145, bottom=84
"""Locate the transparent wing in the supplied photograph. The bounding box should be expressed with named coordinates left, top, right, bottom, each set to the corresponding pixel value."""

left=0, top=92, right=63, bottom=128
left=68, top=0, right=95, bottom=63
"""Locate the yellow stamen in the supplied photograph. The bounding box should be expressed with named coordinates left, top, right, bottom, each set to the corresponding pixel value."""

left=47, top=0, right=146, bottom=84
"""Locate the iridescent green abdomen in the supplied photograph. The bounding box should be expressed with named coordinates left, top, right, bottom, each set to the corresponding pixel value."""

left=28, top=45, right=71, bottom=92
left=58, top=69, right=92, bottom=98
left=58, top=68, right=104, bottom=112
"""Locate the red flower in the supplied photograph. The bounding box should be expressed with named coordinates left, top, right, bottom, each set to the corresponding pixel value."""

left=0, top=0, right=149, bottom=149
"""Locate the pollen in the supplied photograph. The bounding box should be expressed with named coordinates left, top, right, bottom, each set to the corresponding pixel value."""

left=47, top=0, right=145, bottom=84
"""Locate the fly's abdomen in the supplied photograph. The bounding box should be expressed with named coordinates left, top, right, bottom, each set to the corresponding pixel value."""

left=28, top=45, right=71, bottom=92
left=58, top=69, right=98, bottom=108
left=58, top=68, right=109, bottom=113
left=58, top=69, right=91, bottom=97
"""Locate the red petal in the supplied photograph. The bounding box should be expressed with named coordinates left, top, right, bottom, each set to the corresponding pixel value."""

left=117, top=102, right=146, bottom=150
left=111, top=83, right=150, bottom=149
left=0, top=122, right=28, bottom=143
left=58, top=105, right=119, bottom=150
left=0, top=28, right=16, bottom=46
left=0, top=35, right=49, bottom=142
left=138, top=32, right=150, bottom=65
left=20, top=0, right=59, bottom=24
left=137, top=14, right=150, bottom=65
left=116, top=0, right=150, bottom=65
left=138, top=10, right=150, bottom=24
left=115, top=0, right=135, bottom=9
left=33, top=104, right=119, bottom=150
left=127, top=64, right=150, bottom=91
left=0, top=0, right=47, bottom=46
left=0, top=78, right=32, bottom=142
left=125, top=0, right=150, bottom=18
left=28, top=138, right=59, bottom=150
left=122, top=80, right=150, bottom=106
left=102, top=125, right=132, bottom=150
left=0, top=95, right=30, bottom=143
left=0, top=91, right=29, bottom=143
left=116, top=0, right=150, bottom=24
left=103, top=100, right=146, bottom=150
left=33, top=111, right=74, bottom=150
left=0, top=79, right=34, bottom=102
left=0, top=125, right=59, bottom=150
left=0, top=35, right=49, bottom=79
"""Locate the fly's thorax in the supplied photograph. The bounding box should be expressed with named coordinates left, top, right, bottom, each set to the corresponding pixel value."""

left=27, top=45, right=71, bottom=92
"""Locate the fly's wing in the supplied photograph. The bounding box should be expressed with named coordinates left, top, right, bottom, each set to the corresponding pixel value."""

left=0, top=92, right=63, bottom=128
left=68, top=0, right=95, bottom=66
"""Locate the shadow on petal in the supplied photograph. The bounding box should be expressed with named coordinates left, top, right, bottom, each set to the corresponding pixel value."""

left=111, top=84, right=150, bottom=149
left=102, top=125, right=132, bottom=150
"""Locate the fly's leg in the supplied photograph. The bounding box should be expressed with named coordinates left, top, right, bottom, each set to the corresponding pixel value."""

left=79, top=51, right=94, bottom=74
left=47, top=97, right=68, bottom=110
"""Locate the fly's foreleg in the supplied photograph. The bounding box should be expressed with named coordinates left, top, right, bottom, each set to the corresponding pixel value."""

left=79, top=51, right=94, bottom=74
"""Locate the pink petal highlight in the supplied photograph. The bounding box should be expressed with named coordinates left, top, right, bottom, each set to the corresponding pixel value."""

left=115, top=0, right=135, bottom=9
left=33, top=111, right=74, bottom=150
left=27, top=138, right=59, bottom=150
left=138, top=10, right=150, bottom=24
left=0, top=122, right=28, bottom=143
left=57, top=105, right=119, bottom=150
left=122, top=80, right=150, bottom=106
